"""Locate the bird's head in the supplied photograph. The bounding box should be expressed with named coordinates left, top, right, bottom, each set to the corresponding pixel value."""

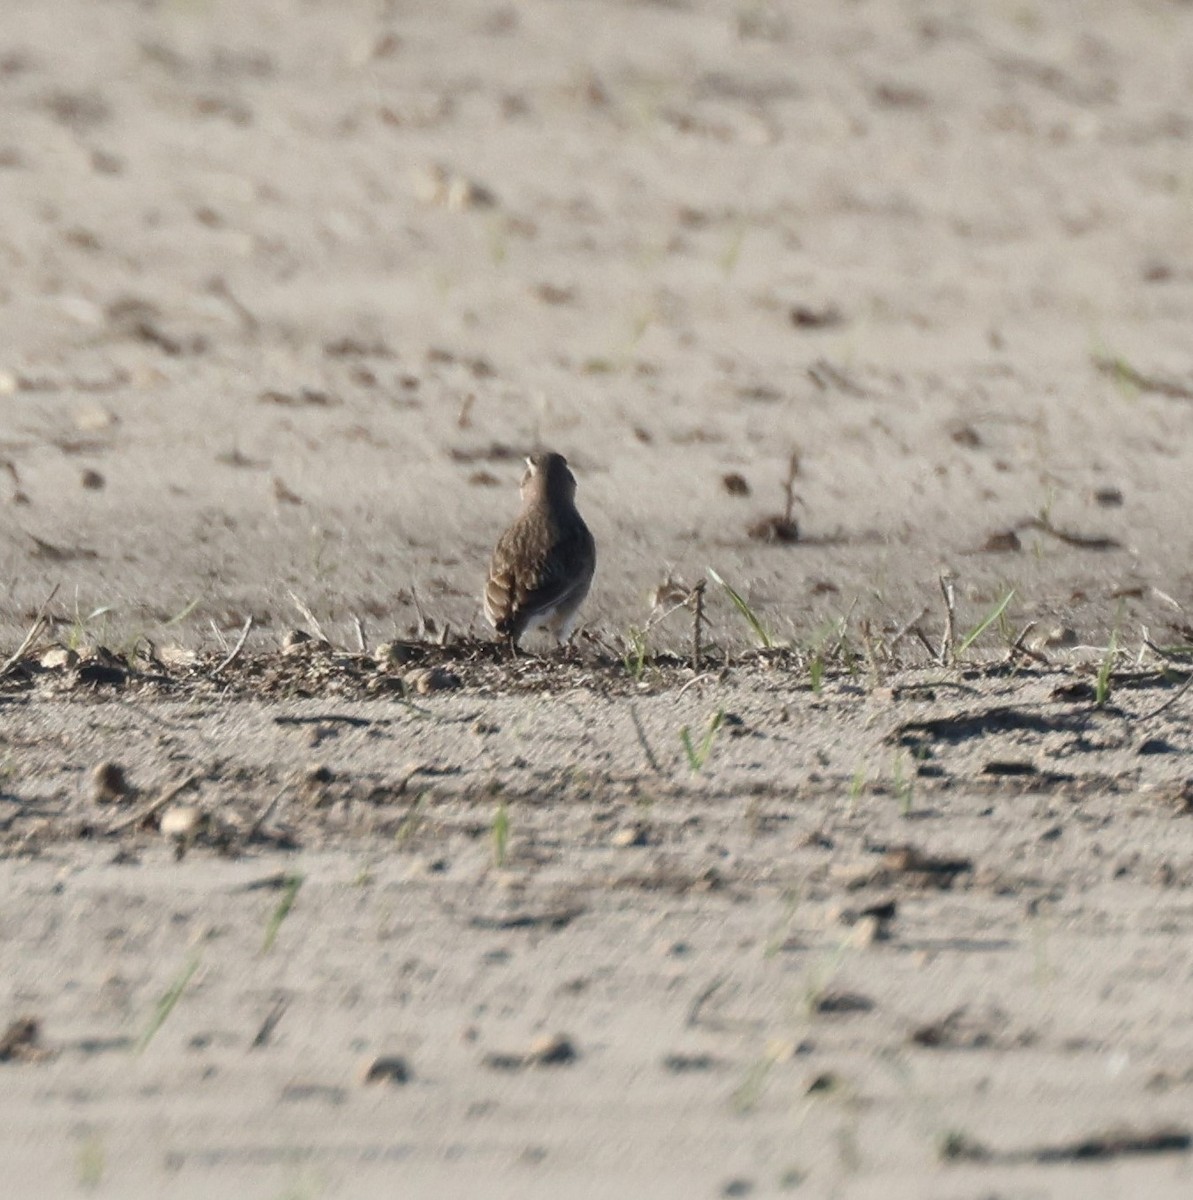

left=521, top=450, right=577, bottom=505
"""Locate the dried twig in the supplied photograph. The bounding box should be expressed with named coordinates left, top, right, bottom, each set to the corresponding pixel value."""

left=106, top=774, right=199, bottom=836
left=0, top=585, right=60, bottom=680
left=886, top=606, right=929, bottom=659
left=247, top=783, right=290, bottom=841
left=911, top=625, right=937, bottom=659
left=288, top=591, right=326, bottom=643
left=676, top=672, right=718, bottom=698
left=690, top=580, right=706, bottom=671
left=938, top=573, right=956, bottom=666
left=1137, top=672, right=1193, bottom=722
left=250, top=997, right=289, bottom=1049
left=208, top=618, right=230, bottom=653
left=686, top=975, right=727, bottom=1029
left=353, top=615, right=367, bottom=654
left=827, top=596, right=860, bottom=658
left=1007, top=621, right=1048, bottom=665
left=213, top=615, right=253, bottom=674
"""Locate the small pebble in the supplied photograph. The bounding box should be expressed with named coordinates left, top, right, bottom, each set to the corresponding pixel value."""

left=374, top=641, right=419, bottom=666
left=160, top=805, right=201, bottom=840
left=360, top=1055, right=412, bottom=1085
left=281, top=629, right=318, bottom=654
left=40, top=646, right=79, bottom=671
left=72, top=402, right=116, bottom=431
left=527, top=1033, right=577, bottom=1065
left=404, top=666, right=460, bottom=694
left=611, top=824, right=649, bottom=848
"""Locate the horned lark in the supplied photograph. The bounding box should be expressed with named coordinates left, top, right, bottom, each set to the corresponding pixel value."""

left=484, top=451, right=596, bottom=647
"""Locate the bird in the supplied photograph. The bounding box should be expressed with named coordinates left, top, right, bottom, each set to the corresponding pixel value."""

left=484, top=451, right=596, bottom=648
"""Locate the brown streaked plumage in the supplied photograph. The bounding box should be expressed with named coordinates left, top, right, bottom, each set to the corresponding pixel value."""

left=484, top=451, right=596, bottom=647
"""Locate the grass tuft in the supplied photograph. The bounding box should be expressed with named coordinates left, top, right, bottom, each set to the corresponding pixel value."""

left=680, top=710, right=724, bottom=772
left=262, top=874, right=304, bottom=953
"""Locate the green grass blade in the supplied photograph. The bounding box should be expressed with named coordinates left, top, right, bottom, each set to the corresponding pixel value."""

left=957, top=589, right=1015, bottom=655
left=262, top=873, right=304, bottom=953
left=679, top=726, right=699, bottom=771
left=135, top=951, right=201, bottom=1054
left=707, top=568, right=773, bottom=648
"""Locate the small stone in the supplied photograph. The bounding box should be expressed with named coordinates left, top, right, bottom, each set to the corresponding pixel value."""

left=484, top=1033, right=578, bottom=1071
left=0, top=1016, right=50, bottom=1063
left=1039, top=625, right=1078, bottom=651
left=360, top=1055, right=412, bottom=1085
left=374, top=641, right=419, bottom=666
left=72, top=402, right=116, bottom=431
left=811, top=989, right=874, bottom=1016
left=404, top=666, right=460, bottom=694
left=281, top=629, right=314, bottom=654
left=80, top=468, right=105, bottom=490
left=40, top=646, right=79, bottom=671
left=157, top=643, right=198, bottom=668
left=411, top=163, right=495, bottom=210
left=160, top=805, right=202, bottom=840
left=721, top=1180, right=754, bottom=1198
left=661, top=1052, right=720, bottom=1073
left=611, top=824, right=649, bottom=848
left=0, top=371, right=18, bottom=396
left=527, top=1033, right=577, bottom=1065
left=91, top=761, right=127, bottom=803
left=845, top=915, right=882, bottom=948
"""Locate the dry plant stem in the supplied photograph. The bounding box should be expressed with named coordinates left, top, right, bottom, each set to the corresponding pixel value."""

left=207, top=276, right=259, bottom=332
left=911, top=625, right=937, bottom=660
left=1143, top=638, right=1192, bottom=662
left=353, top=615, right=367, bottom=653
left=394, top=762, right=424, bottom=795
left=889, top=606, right=929, bottom=653
left=106, top=774, right=199, bottom=836
left=676, top=672, right=718, bottom=699
left=645, top=594, right=696, bottom=637
left=289, top=591, right=326, bottom=642
left=782, top=450, right=800, bottom=524
left=410, top=585, right=431, bottom=641
left=690, top=580, right=706, bottom=671
left=212, top=615, right=253, bottom=674
left=826, top=596, right=860, bottom=657
left=938, top=574, right=957, bottom=666
left=1008, top=621, right=1048, bottom=665
left=0, top=585, right=60, bottom=680
left=248, top=783, right=290, bottom=840
left=1137, top=672, right=1193, bottom=722
left=687, top=975, right=727, bottom=1029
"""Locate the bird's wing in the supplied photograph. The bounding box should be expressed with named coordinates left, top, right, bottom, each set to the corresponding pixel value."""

left=486, top=521, right=594, bottom=637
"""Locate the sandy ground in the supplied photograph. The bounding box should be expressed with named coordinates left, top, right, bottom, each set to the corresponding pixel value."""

left=5, top=0, right=1193, bottom=1195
